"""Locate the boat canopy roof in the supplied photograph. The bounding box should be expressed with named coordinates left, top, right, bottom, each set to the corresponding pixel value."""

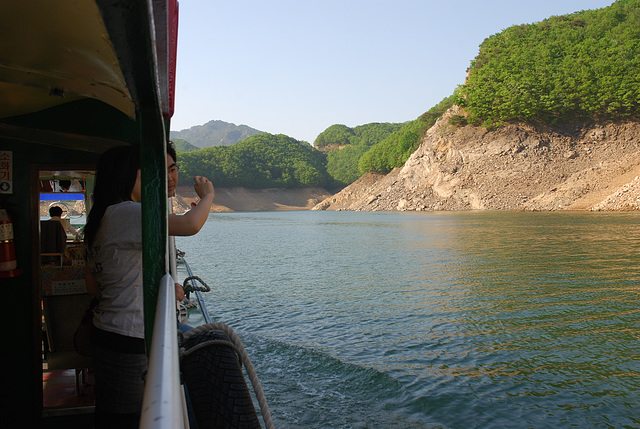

left=0, top=0, right=177, bottom=151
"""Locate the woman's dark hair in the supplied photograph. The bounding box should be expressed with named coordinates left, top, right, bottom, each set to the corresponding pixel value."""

left=84, top=145, right=140, bottom=246
left=167, top=140, right=177, bottom=163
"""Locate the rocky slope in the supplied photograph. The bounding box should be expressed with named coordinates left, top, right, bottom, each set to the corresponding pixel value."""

left=313, top=106, right=640, bottom=212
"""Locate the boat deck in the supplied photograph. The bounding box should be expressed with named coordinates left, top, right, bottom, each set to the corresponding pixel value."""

left=42, top=365, right=95, bottom=428
left=43, top=366, right=95, bottom=409
left=42, top=329, right=95, bottom=427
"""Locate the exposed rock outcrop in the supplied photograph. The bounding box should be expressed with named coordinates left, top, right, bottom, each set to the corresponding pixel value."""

left=313, top=106, right=640, bottom=212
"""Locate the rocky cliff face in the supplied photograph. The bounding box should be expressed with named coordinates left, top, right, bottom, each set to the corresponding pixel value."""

left=314, top=106, right=640, bottom=212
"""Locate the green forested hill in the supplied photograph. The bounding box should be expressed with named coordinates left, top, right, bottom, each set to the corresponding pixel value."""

left=314, top=122, right=404, bottom=149
left=455, top=0, right=640, bottom=127
left=315, top=122, right=404, bottom=185
left=177, top=133, right=332, bottom=189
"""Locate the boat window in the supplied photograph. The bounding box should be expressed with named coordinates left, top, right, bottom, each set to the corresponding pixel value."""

left=39, top=170, right=95, bottom=239
left=39, top=169, right=95, bottom=292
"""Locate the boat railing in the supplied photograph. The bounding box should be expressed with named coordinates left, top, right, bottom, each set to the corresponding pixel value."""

left=180, top=256, right=212, bottom=325
left=140, top=273, right=187, bottom=429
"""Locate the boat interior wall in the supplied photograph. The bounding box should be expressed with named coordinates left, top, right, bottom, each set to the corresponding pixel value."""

left=0, top=1, right=133, bottom=120
left=0, top=146, right=100, bottom=424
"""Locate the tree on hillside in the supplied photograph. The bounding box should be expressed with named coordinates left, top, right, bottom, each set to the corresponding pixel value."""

left=326, top=144, right=369, bottom=185
left=314, top=124, right=355, bottom=148
left=359, top=96, right=456, bottom=175
left=455, top=0, right=640, bottom=127
left=317, top=122, right=404, bottom=185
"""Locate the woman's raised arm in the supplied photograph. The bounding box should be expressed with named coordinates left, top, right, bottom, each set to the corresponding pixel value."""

left=168, top=175, right=215, bottom=236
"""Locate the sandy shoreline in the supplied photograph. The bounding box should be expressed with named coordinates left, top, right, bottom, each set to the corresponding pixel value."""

left=173, top=186, right=333, bottom=213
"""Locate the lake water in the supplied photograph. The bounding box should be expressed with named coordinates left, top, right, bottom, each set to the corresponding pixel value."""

left=175, top=211, right=639, bottom=428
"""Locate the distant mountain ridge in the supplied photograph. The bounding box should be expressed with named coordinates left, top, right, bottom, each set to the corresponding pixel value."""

left=171, top=138, right=199, bottom=152
left=170, top=120, right=263, bottom=148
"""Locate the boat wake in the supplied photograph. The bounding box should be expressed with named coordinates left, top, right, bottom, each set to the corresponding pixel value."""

left=238, top=332, right=440, bottom=428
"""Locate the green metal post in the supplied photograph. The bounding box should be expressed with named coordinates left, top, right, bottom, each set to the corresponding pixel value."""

left=97, top=0, right=171, bottom=353
left=140, top=114, right=168, bottom=353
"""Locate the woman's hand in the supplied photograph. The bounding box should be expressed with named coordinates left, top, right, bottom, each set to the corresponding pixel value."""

left=193, top=176, right=215, bottom=200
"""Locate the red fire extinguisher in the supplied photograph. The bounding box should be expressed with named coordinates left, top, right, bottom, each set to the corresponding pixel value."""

left=0, top=208, right=17, bottom=272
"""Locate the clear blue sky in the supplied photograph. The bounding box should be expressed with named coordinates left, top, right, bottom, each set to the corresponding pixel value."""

left=170, top=0, right=616, bottom=144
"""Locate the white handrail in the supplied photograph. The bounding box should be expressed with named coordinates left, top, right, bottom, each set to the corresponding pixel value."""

left=140, top=274, right=186, bottom=429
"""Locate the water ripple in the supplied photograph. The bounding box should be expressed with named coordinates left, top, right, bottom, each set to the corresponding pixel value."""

left=177, top=211, right=640, bottom=428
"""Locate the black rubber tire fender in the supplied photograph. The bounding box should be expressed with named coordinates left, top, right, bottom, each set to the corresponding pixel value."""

left=181, top=327, right=261, bottom=429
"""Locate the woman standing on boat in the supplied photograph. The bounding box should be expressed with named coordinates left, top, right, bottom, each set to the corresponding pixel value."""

left=84, top=145, right=214, bottom=428
left=84, top=145, right=145, bottom=428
